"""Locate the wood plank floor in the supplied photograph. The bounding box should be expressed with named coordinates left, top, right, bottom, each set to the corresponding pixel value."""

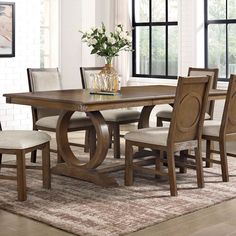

left=1, top=197, right=236, bottom=236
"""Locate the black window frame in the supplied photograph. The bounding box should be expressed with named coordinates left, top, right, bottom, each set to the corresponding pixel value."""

left=204, top=0, right=236, bottom=81
left=132, top=0, right=178, bottom=79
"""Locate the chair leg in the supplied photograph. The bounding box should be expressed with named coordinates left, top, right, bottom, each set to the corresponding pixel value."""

left=42, top=142, right=51, bottom=189
left=156, top=117, right=163, bottom=127
left=0, top=153, right=2, bottom=171
left=113, top=123, right=120, bottom=159
left=84, top=130, right=90, bottom=153
left=108, top=125, right=113, bottom=148
left=155, top=150, right=162, bottom=179
left=195, top=146, right=204, bottom=188
left=205, top=139, right=213, bottom=168
left=16, top=151, right=27, bottom=201
left=30, top=150, right=37, bottom=163
left=219, top=140, right=229, bottom=182
left=125, top=141, right=134, bottom=186
left=167, top=150, right=177, bottom=196
left=179, top=150, right=188, bottom=173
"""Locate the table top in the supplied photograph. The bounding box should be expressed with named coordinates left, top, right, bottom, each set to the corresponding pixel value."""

left=4, top=85, right=227, bottom=112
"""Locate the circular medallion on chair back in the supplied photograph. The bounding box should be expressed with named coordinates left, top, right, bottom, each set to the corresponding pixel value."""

left=177, top=92, right=201, bottom=133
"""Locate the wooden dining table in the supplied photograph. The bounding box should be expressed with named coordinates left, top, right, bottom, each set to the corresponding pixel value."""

left=3, top=85, right=227, bottom=187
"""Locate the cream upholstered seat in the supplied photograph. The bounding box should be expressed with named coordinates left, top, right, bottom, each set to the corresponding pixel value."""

left=0, top=123, right=51, bottom=201
left=80, top=67, right=141, bottom=159
left=156, top=68, right=219, bottom=126
left=202, top=120, right=221, bottom=137
left=27, top=68, right=93, bottom=163
left=157, top=110, right=211, bottom=121
left=125, top=127, right=169, bottom=146
left=0, top=130, right=51, bottom=149
left=101, top=110, right=140, bottom=122
left=125, top=76, right=211, bottom=196
left=202, top=74, right=236, bottom=182
left=35, top=112, right=91, bottom=130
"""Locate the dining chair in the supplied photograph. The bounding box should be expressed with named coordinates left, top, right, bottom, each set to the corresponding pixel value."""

left=0, top=122, right=51, bottom=201
left=27, top=68, right=94, bottom=163
left=80, top=67, right=141, bottom=159
left=124, top=76, right=211, bottom=196
left=156, top=67, right=219, bottom=126
left=202, top=74, right=236, bottom=182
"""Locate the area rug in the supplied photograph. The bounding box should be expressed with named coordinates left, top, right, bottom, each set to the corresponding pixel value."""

left=1, top=143, right=236, bottom=236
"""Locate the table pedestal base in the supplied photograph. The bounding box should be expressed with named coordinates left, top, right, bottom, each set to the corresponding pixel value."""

left=51, top=163, right=119, bottom=187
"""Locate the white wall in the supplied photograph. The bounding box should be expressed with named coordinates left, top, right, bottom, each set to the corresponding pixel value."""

left=60, top=0, right=115, bottom=89
left=0, top=0, right=40, bottom=130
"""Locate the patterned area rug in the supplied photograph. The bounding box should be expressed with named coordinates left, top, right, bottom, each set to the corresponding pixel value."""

left=1, top=142, right=236, bottom=236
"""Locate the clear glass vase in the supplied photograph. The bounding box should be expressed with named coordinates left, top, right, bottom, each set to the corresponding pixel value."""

left=99, top=61, right=119, bottom=93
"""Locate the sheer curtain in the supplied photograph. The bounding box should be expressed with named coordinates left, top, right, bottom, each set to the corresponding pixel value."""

left=112, top=0, right=132, bottom=86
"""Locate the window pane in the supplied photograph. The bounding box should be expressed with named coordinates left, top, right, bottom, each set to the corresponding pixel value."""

left=168, top=26, right=178, bottom=76
left=152, top=26, right=165, bottom=76
left=136, top=27, right=150, bottom=74
left=168, top=0, right=178, bottom=21
left=208, top=0, right=226, bottom=20
left=208, top=24, right=226, bottom=78
left=41, top=0, right=50, bottom=26
left=40, top=28, right=50, bottom=55
left=152, top=0, right=165, bottom=22
left=228, top=0, right=236, bottom=19
left=135, top=0, right=149, bottom=22
left=228, top=24, right=236, bottom=77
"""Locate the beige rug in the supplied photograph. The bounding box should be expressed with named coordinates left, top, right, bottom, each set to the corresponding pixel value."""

left=1, top=144, right=236, bottom=236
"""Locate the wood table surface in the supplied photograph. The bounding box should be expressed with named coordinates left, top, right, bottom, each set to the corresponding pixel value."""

left=4, top=85, right=227, bottom=187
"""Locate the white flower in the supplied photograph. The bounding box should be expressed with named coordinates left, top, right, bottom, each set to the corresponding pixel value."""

left=91, top=38, right=97, bottom=45
left=98, top=28, right=103, bottom=34
left=126, top=35, right=132, bottom=43
left=107, top=36, right=116, bottom=44
left=120, top=31, right=127, bottom=39
left=88, top=38, right=97, bottom=45
left=86, top=29, right=93, bottom=35
left=115, top=25, right=122, bottom=33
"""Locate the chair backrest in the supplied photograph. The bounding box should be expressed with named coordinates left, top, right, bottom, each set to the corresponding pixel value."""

left=220, top=74, right=236, bottom=136
left=80, top=67, right=103, bottom=89
left=168, top=76, right=211, bottom=144
left=188, top=67, right=219, bottom=119
left=27, top=68, right=62, bottom=120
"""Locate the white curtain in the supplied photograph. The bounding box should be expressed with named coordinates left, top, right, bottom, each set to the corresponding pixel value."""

left=112, top=0, right=132, bottom=86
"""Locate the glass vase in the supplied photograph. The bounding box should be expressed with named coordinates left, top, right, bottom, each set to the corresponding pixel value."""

left=99, top=63, right=119, bottom=93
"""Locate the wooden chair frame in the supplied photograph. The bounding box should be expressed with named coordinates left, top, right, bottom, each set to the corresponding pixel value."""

left=156, top=67, right=219, bottom=126
left=125, top=76, right=211, bottom=196
left=80, top=67, right=140, bottom=159
left=27, top=68, right=93, bottom=163
left=203, top=74, right=236, bottom=182
left=0, top=124, right=51, bottom=201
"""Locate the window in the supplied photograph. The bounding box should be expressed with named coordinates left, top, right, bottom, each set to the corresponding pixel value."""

left=205, top=0, right=236, bottom=80
left=40, top=0, right=59, bottom=68
left=132, top=0, right=178, bottom=78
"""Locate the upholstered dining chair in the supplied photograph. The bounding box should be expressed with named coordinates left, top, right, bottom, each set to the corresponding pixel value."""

left=156, top=67, right=219, bottom=126
left=80, top=67, right=141, bottom=159
left=202, top=74, right=236, bottom=182
left=124, top=76, right=211, bottom=196
left=27, top=68, right=94, bottom=163
left=0, top=122, right=51, bottom=201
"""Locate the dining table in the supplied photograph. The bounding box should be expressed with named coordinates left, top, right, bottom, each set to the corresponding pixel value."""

left=3, top=85, right=227, bottom=187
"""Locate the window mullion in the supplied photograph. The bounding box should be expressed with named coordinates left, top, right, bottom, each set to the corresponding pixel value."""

left=149, top=0, right=152, bottom=75
left=166, top=0, right=168, bottom=77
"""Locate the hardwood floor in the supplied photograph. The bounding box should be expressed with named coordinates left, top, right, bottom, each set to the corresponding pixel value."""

left=1, top=197, right=236, bottom=236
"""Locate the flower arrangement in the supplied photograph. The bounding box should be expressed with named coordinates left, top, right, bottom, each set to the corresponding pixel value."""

left=80, top=23, right=132, bottom=64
